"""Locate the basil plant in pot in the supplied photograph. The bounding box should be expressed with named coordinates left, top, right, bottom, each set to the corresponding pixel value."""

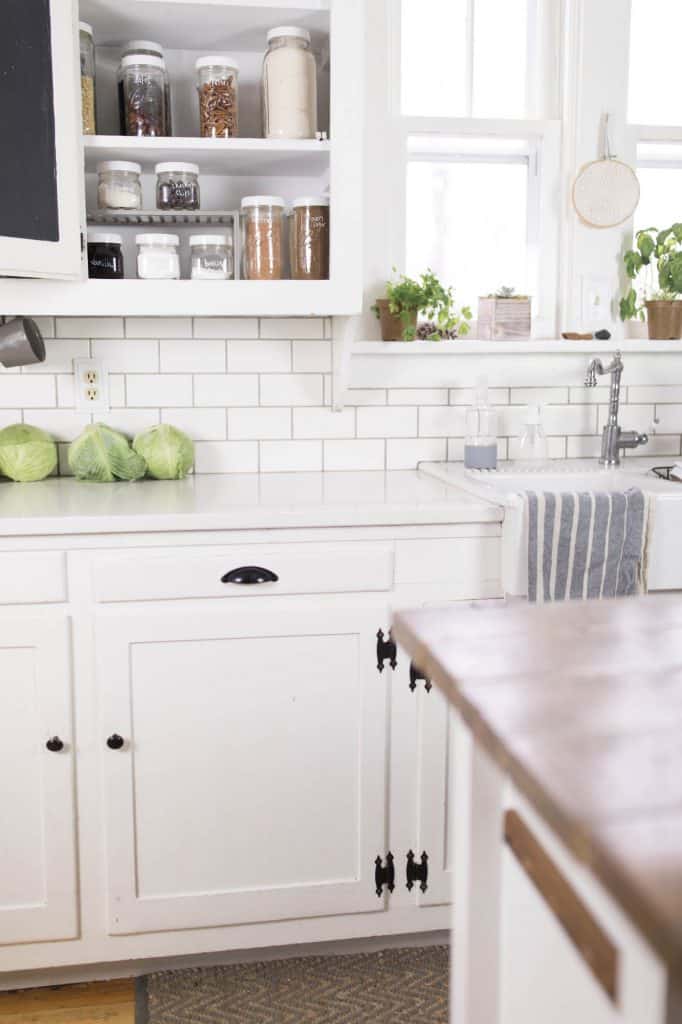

left=620, top=224, right=682, bottom=339
left=372, top=269, right=472, bottom=341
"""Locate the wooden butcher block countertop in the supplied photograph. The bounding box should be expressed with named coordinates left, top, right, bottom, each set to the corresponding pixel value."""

left=393, top=595, right=682, bottom=986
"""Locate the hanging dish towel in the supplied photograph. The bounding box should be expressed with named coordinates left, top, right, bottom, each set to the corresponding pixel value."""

left=526, top=489, right=649, bottom=603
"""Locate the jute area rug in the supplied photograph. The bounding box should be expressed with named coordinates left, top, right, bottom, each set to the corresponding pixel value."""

left=137, top=945, right=449, bottom=1023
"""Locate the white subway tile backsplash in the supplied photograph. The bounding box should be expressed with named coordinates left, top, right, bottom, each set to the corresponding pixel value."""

left=160, top=339, right=225, bottom=373
left=161, top=408, right=227, bottom=441
left=389, top=388, right=448, bottom=406
left=566, top=435, right=603, bottom=458
left=0, top=410, right=22, bottom=428
left=193, top=318, right=258, bottom=339
left=260, top=318, right=325, bottom=339
left=357, top=406, right=417, bottom=438
left=56, top=375, right=76, bottom=408
left=627, top=434, right=680, bottom=457
left=57, top=317, right=123, bottom=339
left=387, top=438, right=446, bottom=469
left=293, top=407, right=355, bottom=439
left=345, top=389, right=387, bottom=406
left=260, top=440, right=322, bottom=472
left=260, top=374, right=323, bottom=407
left=105, top=409, right=160, bottom=437
left=93, top=339, right=159, bottom=373
left=28, top=410, right=92, bottom=441
left=126, top=374, right=192, bottom=407
left=32, top=317, right=55, bottom=338
left=125, top=317, right=191, bottom=338
left=629, top=386, right=682, bottom=404
left=108, top=375, right=126, bottom=407
left=26, top=339, right=89, bottom=373
left=449, top=387, right=509, bottom=405
left=597, top=404, right=654, bottom=433
left=228, top=339, right=291, bottom=373
left=419, top=406, right=467, bottom=437
left=0, top=376, right=56, bottom=408
left=510, top=387, right=569, bottom=405
left=568, top=385, right=612, bottom=405
left=194, top=441, right=259, bottom=473
left=650, top=405, right=682, bottom=433
left=292, top=340, right=332, bottom=372
left=228, top=408, right=291, bottom=440
left=195, top=374, right=259, bottom=407
left=324, top=439, right=385, bottom=471
left=508, top=435, right=567, bottom=460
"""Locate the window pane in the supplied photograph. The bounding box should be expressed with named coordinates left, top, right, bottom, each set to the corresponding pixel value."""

left=629, top=0, right=682, bottom=125
left=401, top=0, right=468, bottom=116
left=472, top=0, right=528, bottom=118
left=635, top=167, right=682, bottom=234
left=406, top=160, right=530, bottom=316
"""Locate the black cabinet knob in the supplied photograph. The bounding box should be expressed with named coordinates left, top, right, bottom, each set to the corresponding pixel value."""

left=46, top=736, right=64, bottom=753
left=221, top=566, right=279, bottom=585
left=107, top=734, right=125, bottom=750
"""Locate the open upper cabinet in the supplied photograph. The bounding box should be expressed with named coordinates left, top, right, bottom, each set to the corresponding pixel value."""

left=0, top=0, right=364, bottom=316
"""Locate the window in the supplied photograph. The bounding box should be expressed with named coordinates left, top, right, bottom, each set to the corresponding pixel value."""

left=628, top=0, right=682, bottom=127
left=396, top=0, right=559, bottom=336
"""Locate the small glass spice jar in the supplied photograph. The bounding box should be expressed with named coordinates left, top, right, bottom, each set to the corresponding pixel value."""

left=97, top=161, right=142, bottom=210
left=136, top=234, right=180, bottom=280
left=87, top=232, right=124, bottom=279
left=120, top=40, right=172, bottom=134
left=119, top=54, right=167, bottom=137
left=79, top=22, right=97, bottom=135
left=196, top=56, right=239, bottom=138
left=290, top=196, right=329, bottom=280
left=190, top=234, right=233, bottom=280
left=241, top=196, right=285, bottom=280
left=155, top=162, right=200, bottom=211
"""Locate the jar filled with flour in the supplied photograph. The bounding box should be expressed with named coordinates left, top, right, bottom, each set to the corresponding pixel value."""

left=262, top=27, right=317, bottom=139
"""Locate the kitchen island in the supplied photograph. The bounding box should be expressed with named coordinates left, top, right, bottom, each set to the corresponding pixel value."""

left=393, top=596, right=682, bottom=1024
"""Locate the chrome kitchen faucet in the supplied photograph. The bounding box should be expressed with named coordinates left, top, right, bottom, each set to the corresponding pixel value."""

left=584, top=351, right=648, bottom=466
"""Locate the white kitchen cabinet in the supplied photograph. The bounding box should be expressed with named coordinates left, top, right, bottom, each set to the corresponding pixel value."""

left=0, top=0, right=364, bottom=315
left=0, top=616, right=78, bottom=945
left=413, top=687, right=456, bottom=908
left=96, top=601, right=390, bottom=935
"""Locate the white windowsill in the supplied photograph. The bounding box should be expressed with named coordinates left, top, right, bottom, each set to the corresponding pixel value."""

left=353, top=339, right=682, bottom=355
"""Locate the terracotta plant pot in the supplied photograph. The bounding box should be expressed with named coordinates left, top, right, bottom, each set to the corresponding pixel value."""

left=646, top=300, right=682, bottom=340
left=374, top=299, right=418, bottom=341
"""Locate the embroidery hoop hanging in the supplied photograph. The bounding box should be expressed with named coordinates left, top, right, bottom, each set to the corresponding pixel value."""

left=572, top=114, right=640, bottom=228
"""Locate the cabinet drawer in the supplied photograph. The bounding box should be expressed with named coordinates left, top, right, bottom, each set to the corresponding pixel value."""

left=0, top=552, right=66, bottom=604
left=94, top=543, right=395, bottom=602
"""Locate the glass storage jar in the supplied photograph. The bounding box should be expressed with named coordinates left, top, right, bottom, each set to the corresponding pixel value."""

left=87, top=232, right=124, bottom=279
left=97, top=161, right=142, bottom=210
left=196, top=56, right=239, bottom=138
left=119, top=54, right=167, bottom=136
left=155, top=162, right=200, bottom=210
left=290, top=196, right=329, bottom=280
left=190, top=234, right=233, bottom=280
left=120, top=40, right=172, bottom=135
left=241, top=196, right=285, bottom=280
left=80, top=22, right=96, bottom=135
left=136, top=234, right=180, bottom=279
left=262, top=27, right=317, bottom=139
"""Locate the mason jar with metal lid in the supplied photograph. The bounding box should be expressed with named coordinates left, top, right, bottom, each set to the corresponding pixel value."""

left=80, top=22, right=96, bottom=135
left=196, top=56, right=239, bottom=138
left=120, top=40, right=172, bottom=134
left=241, top=196, right=285, bottom=280
left=119, top=53, right=167, bottom=136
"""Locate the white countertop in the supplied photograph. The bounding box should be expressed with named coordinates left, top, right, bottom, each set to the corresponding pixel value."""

left=0, top=470, right=502, bottom=536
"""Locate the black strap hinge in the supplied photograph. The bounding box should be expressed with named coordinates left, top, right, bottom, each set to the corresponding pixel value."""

left=375, top=852, right=395, bottom=897
left=409, top=662, right=432, bottom=693
left=376, top=629, right=397, bottom=673
left=406, top=850, right=429, bottom=893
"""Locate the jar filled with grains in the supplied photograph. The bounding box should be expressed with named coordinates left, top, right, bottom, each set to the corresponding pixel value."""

left=119, top=54, right=167, bottom=136
left=290, top=196, right=329, bottom=280
left=262, top=27, right=317, bottom=139
left=155, top=162, right=200, bottom=210
left=190, top=234, right=233, bottom=280
left=79, top=22, right=97, bottom=135
left=241, top=196, right=285, bottom=280
left=120, top=40, right=172, bottom=135
left=97, top=161, right=142, bottom=210
left=196, top=56, right=239, bottom=138
left=136, top=234, right=180, bottom=280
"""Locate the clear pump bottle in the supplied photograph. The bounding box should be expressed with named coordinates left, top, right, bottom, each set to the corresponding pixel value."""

left=517, top=404, right=548, bottom=463
left=464, top=378, right=498, bottom=470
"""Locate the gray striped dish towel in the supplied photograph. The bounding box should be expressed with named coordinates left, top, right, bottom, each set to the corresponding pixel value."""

left=526, top=489, right=649, bottom=603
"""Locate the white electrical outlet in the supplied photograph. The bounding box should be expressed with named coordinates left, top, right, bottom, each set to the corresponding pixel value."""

left=74, top=358, right=109, bottom=413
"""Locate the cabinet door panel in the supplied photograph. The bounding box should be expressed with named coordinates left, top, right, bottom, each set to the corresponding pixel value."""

left=97, top=604, right=388, bottom=935
left=0, top=618, right=77, bottom=945
left=0, top=0, right=83, bottom=279
left=415, top=687, right=455, bottom=907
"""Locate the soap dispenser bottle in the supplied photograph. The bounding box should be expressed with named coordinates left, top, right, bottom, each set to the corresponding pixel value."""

left=464, top=377, right=498, bottom=470
left=517, top=404, right=548, bottom=463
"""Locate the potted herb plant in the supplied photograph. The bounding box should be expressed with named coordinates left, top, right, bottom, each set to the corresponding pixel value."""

left=620, top=225, right=682, bottom=339
left=372, top=269, right=472, bottom=341
left=477, top=286, right=532, bottom=340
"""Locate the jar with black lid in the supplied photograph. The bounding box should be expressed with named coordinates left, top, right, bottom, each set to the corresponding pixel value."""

left=87, top=232, right=124, bottom=279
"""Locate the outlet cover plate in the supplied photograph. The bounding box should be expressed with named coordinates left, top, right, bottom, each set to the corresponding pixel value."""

left=74, top=358, right=109, bottom=413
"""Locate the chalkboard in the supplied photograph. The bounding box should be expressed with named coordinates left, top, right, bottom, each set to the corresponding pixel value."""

left=0, top=0, right=59, bottom=242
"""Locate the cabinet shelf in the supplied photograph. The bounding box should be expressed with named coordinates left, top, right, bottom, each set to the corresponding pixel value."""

left=84, top=136, right=330, bottom=176
left=88, top=209, right=237, bottom=227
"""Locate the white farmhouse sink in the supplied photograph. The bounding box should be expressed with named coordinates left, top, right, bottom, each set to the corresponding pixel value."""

left=420, top=459, right=682, bottom=595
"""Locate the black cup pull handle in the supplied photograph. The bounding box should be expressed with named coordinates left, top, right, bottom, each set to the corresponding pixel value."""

left=46, top=736, right=64, bottom=753
left=107, top=734, right=125, bottom=750
left=221, top=566, right=279, bottom=585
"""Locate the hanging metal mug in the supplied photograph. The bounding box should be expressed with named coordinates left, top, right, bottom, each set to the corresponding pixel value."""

left=0, top=318, right=46, bottom=368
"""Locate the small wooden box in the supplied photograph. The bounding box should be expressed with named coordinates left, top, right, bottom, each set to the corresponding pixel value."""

left=477, top=297, right=532, bottom=340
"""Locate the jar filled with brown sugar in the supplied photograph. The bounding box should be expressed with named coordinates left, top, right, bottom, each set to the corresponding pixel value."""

left=196, top=56, right=239, bottom=138
left=290, top=196, right=329, bottom=280
left=241, top=196, right=285, bottom=280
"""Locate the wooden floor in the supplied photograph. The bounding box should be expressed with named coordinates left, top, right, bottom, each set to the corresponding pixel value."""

left=0, top=980, right=136, bottom=1024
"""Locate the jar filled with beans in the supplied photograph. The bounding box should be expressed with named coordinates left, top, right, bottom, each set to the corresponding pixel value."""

left=196, top=56, right=239, bottom=138
left=155, top=162, right=200, bottom=211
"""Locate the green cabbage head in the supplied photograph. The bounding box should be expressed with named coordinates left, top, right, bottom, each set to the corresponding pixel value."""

left=133, top=424, right=194, bottom=480
left=0, top=423, right=58, bottom=482
left=68, top=424, right=147, bottom=482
